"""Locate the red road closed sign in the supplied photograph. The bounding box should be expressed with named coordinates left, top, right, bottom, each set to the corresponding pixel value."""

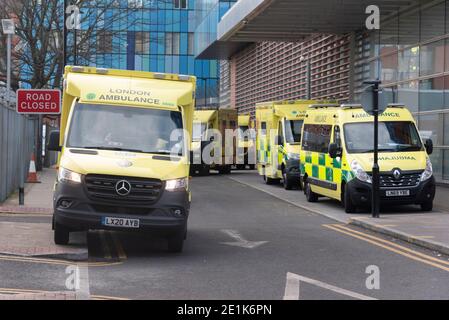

left=16, top=89, right=61, bottom=114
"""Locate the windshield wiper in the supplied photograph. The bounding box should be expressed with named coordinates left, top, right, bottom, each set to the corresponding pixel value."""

left=83, top=146, right=144, bottom=153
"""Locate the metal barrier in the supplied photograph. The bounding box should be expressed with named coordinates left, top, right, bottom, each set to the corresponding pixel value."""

left=0, top=101, right=37, bottom=202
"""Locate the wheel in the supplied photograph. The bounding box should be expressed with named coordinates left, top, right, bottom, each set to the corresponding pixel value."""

left=54, top=222, right=70, bottom=245
left=282, top=170, right=294, bottom=190
left=236, top=164, right=246, bottom=170
left=219, top=166, right=232, bottom=174
left=264, top=175, right=279, bottom=185
left=249, top=164, right=256, bottom=170
left=420, top=201, right=433, bottom=212
left=199, top=165, right=210, bottom=176
left=167, top=231, right=185, bottom=253
left=304, top=179, right=318, bottom=202
left=343, top=183, right=357, bottom=214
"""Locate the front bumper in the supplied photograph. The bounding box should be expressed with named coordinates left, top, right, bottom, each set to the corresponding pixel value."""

left=346, top=176, right=436, bottom=207
left=53, top=180, right=189, bottom=235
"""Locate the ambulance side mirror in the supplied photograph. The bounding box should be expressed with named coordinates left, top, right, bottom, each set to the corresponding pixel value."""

left=425, top=139, right=433, bottom=155
left=47, top=130, right=61, bottom=152
left=275, top=135, right=284, bottom=146
left=328, top=143, right=342, bottom=159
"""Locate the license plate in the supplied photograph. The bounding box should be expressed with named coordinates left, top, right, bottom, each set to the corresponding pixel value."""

left=101, top=217, right=140, bottom=228
left=386, top=190, right=410, bottom=197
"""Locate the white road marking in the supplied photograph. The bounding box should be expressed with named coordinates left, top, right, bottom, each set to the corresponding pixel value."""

left=284, top=272, right=377, bottom=300
left=75, top=264, right=90, bottom=300
left=221, top=229, right=268, bottom=249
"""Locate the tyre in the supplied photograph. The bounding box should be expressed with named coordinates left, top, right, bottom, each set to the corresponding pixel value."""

left=343, top=184, right=357, bottom=214
left=264, top=175, right=279, bottom=185
left=420, top=201, right=433, bottom=212
left=248, top=164, right=256, bottom=170
left=282, top=170, right=294, bottom=190
left=199, top=165, right=210, bottom=176
left=298, top=176, right=304, bottom=191
left=219, top=166, right=232, bottom=174
left=236, top=164, right=246, bottom=170
left=167, top=231, right=184, bottom=253
left=54, top=222, right=70, bottom=245
left=305, top=180, right=318, bottom=202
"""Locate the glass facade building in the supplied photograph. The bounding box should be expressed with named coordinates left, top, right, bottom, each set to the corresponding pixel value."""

left=66, top=0, right=221, bottom=109
left=354, top=0, right=449, bottom=183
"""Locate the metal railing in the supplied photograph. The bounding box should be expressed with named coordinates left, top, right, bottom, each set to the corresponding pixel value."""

left=0, top=100, right=37, bottom=203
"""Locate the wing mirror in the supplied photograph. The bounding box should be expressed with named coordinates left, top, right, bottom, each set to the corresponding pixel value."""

left=47, top=130, right=61, bottom=152
left=425, top=139, right=433, bottom=155
left=328, top=142, right=342, bottom=159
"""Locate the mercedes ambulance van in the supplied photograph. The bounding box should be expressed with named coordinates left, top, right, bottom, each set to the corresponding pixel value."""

left=300, top=103, right=435, bottom=213
left=47, top=66, right=196, bottom=252
left=237, top=114, right=256, bottom=170
left=191, top=108, right=237, bottom=175
left=256, top=100, right=319, bottom=190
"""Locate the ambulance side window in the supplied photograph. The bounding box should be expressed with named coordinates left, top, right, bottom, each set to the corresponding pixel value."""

left=302, top=124, right=332, bottom=153
left=260, top=122, right=267, bottom=135
left=334, top=126, right=341, bottom=147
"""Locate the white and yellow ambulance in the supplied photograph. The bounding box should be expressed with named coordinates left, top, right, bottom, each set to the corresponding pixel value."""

left=47, top=66, right=196, bottom=252
left=237, top=114, right=256, bottom=170
left=256, top=100, right=319, bottom=190
left=191, top=108, right=238, bottom=175
left=300, top=103, right=435, bottom=213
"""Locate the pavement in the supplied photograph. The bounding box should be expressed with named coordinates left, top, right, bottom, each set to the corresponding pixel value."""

left=0, top=168, right=88, bottom=261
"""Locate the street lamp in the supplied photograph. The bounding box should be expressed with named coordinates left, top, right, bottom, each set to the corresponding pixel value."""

left=2, top=19, right=15, bottom=105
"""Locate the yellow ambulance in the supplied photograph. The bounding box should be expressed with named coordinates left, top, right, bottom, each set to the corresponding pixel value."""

left=47, top=66, right=196, bottom=252
left=191, top=108, right=238, bottom=175
left=237, top=114, right=256, bottom=170
left=256, top=100, right=318, bottom=190
left=300, top=103, right=435, bottom=213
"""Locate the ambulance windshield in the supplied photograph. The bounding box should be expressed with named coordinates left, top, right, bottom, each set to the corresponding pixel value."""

left=344, top=121, right=423, bottom=154
left=285, top=120, right=303, bottom=143
left=67, top=103, right=184, bottom=155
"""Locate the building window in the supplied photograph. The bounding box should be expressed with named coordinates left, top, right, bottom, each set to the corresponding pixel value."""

left=97, top=31, right=113, bottom=53
left=172, top=32, right=180, bottom=55
left=188, top=33, right=194, bottom=55
left=135, top=32, right=150, bottom=54
left=165, top=33, right=173, bottom=55
left=174, top=0, right=187, bottom=9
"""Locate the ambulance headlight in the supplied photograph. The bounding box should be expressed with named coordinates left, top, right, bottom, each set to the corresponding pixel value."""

left=287, top=153, right=300, bottom=160
left=58, top=167, right=82, bottom=184
left=420, top=158, right=433, bottom=182
left=350, top=160, right=372, bottom=184
left=165, top=177, right=188, bottom=191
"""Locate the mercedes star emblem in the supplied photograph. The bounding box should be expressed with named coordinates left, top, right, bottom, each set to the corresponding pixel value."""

left=115, top=180, right=132, bottom=196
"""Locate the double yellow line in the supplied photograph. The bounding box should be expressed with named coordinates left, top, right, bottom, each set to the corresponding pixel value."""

left=324, top=224, right=449, bottom=273
left=97, top=230, right=127, bottom=261
left=0, top=254, right=122, bottom=267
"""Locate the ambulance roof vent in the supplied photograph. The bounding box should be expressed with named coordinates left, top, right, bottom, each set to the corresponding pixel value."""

left=309, top=104, right=340, bottom=109
left=178, top=74, right=191, bottom=81
left=341, top=103, right=363, bottom=109
left=153, top=73, right=166, bottom=79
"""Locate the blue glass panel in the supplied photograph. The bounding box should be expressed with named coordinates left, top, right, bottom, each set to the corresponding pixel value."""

left=150, top=55, right=158, bottom=72
left=165, top=55, right=173, bottom=73
left=157, top=55, right=165, bottom=72
left=180, top=11, right=188, bottom=32
left=180, top=55, right=188, bottom=74
left=127, top=32, right=136, bottom=70
left=180, top=33, right=188, bottom=55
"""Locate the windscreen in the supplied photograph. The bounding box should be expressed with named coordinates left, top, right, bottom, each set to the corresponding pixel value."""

left=67, top=103, right=184, bottom=155
left=285, top=120, right=303, bottom=143
left=344, top=121, right=423, bottom=154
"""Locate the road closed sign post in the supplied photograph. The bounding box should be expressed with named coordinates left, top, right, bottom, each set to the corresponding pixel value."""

left=16, top=89, right=61, bottom=114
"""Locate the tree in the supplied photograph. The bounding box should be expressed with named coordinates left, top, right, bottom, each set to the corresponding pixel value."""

left=0, top=0, right=172, bottom=90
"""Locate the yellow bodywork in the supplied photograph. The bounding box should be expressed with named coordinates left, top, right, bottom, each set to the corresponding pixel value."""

left=59, top=66, right=196, bottom=181
left=300, top=104, right=429, bottom=201
left=192, top=108, right=237, bottom=168
left=255, top=100, right=321, bottom=179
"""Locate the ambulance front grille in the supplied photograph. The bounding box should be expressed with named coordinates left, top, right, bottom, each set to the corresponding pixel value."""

left=84, top=174, right=163, bottom=204
left=379, top=172, right=422, bottom=188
